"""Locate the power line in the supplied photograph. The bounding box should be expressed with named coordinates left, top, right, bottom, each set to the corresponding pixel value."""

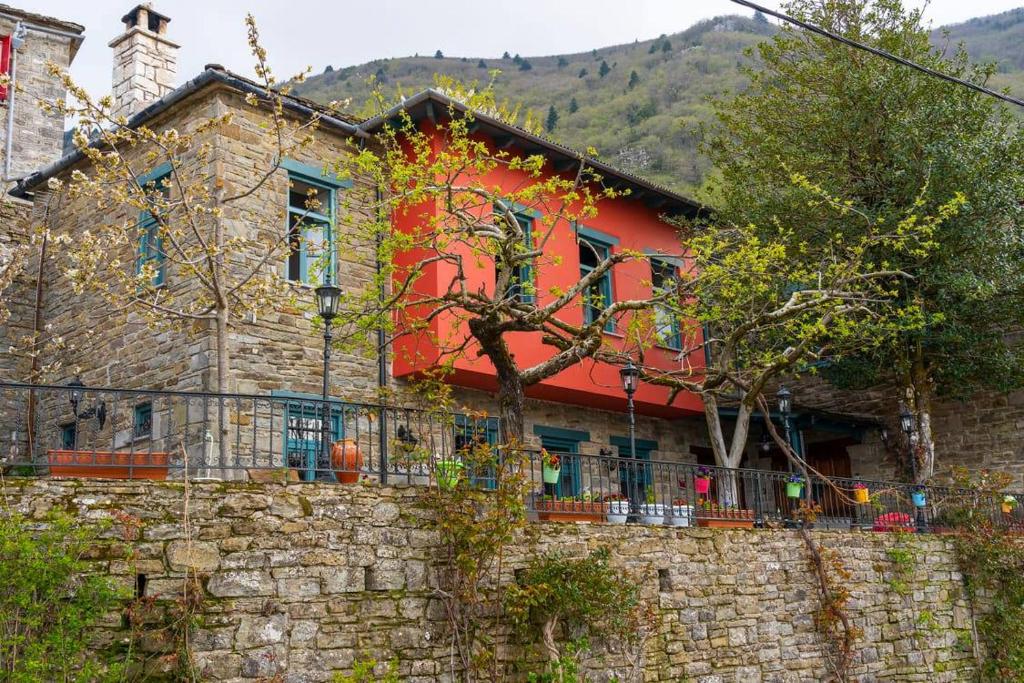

left=729, top=0, right=1024, bottom=109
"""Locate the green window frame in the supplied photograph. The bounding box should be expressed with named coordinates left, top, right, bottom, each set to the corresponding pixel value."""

left=136, top=163, right=171, bottom=287
left=133, top=402, right=153, bottom=440
left=650, top=258, right=682, bottom=349
left=610, top=436, right=656, bottom=489
left=579, top=235, right=615, bottom=332
left=59, top=422, right=76, bottom=450
left=283, top=401, right=343, bottom=482
left=282, top=158, right=353, bottom=285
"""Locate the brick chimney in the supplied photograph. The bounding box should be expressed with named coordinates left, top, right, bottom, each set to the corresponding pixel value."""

left=108, top=4, right=178, bottom=120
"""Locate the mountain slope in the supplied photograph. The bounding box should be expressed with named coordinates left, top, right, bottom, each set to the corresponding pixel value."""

left=295, top=10, right=1024, bottom=195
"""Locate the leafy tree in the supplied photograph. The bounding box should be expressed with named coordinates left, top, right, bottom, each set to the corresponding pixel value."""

left=648, top=41, right=659, bottom=54
left=324, top=64, right=333, bottom=73
left=598, top=60, right=611, bottom=78
left=628, top=70, right=640, bottom=89
left=519, top=58, right=533, bottom=71
left=702, top=0, right=1024, bottom=481
left=611, top=179, right=958, bottom=500
left=477, top=59, right=487, bottom=68
left=754, top=10, right=770, bottom=23
left=568, top=97, right=579, bottom=114
left=661, top=39, right=672, bottom=53
left=434, top=49, right=444, bottom=59
left=557, top=56, right=569, bottom=68
left=513, top=53, right=522, bottom=64
left=545, top=104, right=558, bottom=132
left=502, top=51, right=511, bottom=60
left=577, top=68, right=587, bottom=78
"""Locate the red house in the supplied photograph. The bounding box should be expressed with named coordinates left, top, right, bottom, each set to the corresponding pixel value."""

left=362, top=90, right=706, bottom=420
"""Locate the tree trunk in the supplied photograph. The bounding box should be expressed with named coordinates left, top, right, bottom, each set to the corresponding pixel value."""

left=215, top=306, right=231, bottom=473
left=908, top=355, right=935, bottom=483
left=469, top=319, right=525, bottom=446
left=702, top=395, right=752, bottom=506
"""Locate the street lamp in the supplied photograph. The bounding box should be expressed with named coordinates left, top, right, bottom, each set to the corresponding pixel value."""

left=777, top=385, right=792, bottom=450
left=898, top=401, right=916, bottom=437
left=315, top=281, right=342, bottom=482
left=67, top=376, right=106, bottom=431
left=619, top=359, right=641, bottom=511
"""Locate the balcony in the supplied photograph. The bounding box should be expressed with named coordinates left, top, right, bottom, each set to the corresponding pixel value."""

left=1, top=381, right=1018, bottom=533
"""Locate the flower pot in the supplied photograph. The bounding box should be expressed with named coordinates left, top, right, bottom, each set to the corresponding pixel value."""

left=542, top=464, right=561, bottom=484
left=911, top=491, right=927, bottom=508
left=668, top=504, right=693, bottom=527
left=786, top=482, right=804, bottom=499
left=331, top=439, right=363, bottom=484
left=694, top=477, right=711, bottom=495
left=640, top=503, right=665, bottom=525
left=47, top=449, right=169, bottom=480
left=435, top=459, right=463, bottom=490
left=854, top=487, right=870, bottom=504
left=606, top=500, right=630, bottom=524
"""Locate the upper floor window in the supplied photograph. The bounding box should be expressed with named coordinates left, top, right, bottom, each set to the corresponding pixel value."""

left=579, top=235, right=615, bottom=332
left=650, top=258, right=682, bottom=349
left=136, top=164, right=171, bottom=287
left=287, top=173, right=335, bottom=284
left=496, top=209, right=535, bottom=304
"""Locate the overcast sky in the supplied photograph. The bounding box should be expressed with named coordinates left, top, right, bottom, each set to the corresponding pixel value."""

left=19, top=0, right=1024, bottom=100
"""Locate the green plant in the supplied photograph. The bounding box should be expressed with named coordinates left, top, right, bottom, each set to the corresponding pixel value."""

left=644, top=489, right=656, bottom=505
left=0, top=511, right=126, bottom=682
left=333, top=656, right=401, bottom=682
left=505, top=547, right=641, bottom=676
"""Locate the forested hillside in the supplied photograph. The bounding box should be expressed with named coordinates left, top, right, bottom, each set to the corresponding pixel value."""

left=295, top=10, right=1024, bottom=194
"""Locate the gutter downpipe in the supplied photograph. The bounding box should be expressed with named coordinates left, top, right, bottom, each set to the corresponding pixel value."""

left=4, top=22, right=22, bottom=181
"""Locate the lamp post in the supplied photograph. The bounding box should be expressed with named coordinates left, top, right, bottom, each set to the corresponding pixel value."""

left=315, top=281, right=341, bottom=482
left=619, top=360, right=641, bottom=509
left=899, top=401, right=926, bottom=531
left=776, top=385, right=792, bottom=452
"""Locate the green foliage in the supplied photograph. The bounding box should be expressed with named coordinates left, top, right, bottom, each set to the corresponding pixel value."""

left=477, top=59, right=487, bottom=69
left=519, top=59, right=533, bottom=72
left=0, top=511, right=126, bottom=682
left=627, top=70, right=640, bottom=89
left=885, top=533, right=915, bottom=596
left=435, top=50, right=444, bottom=59
left=504, top=547, right=641, bottom=670
left=598, top=60, right=610, bottom=78
left=703, top=0, right=1024, bottom=420
left=557, top=56, right=569, bottom=68
left=333, top=656, right=401, bottom=682
left=568, top=97, right=578, bottom=114
left=545, top=105, right=558, bottom=132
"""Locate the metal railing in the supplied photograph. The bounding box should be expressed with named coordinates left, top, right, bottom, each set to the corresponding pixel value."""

left=2, top=382, right=1019, bottom=533
left=0, top=381, right=496, bottom=484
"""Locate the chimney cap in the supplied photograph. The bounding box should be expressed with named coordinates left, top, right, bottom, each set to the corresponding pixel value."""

left=121, top=4, right=171, bottom=31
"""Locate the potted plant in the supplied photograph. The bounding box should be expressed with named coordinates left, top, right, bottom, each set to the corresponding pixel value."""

left=639, top=489, right=665, bottom=525
left=47, top=449, right=169, bottom=480
left=536, top=494, right=604, bottom=523
left=668, top=498, right=693, bottom=527
left=853, top=482, right=870, bottom=504
left=1002, top=495, right=1018, bottom=515
left=911, top=485, right=927, bottom=508
left=695, top=500, right=755, bottom=529
left=541, top=448, right=561, bottom=484
left=694, top=466, right=712, bottom=495
left=603, top=492, right=630, bottom=524
left=786, top=473, right=805, bottom=499
left=435, top=458, right=464, bottom=490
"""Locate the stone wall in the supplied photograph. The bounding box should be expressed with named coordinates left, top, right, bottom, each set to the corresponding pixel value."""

left=4, top=478, right=984, bottom=682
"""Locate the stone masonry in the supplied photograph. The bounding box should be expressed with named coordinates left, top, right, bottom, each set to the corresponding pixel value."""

left=5, top=478, right=985, bottom=682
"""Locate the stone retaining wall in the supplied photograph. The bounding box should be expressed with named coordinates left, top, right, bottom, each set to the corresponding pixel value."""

left=4, top=478, right=983, bottom=682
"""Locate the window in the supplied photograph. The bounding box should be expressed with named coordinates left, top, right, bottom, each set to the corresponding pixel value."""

left=496, top=210, right=535, bottom=304
left=133, top=403, right=152, bottom=439
left=287, top=174, right=335, bottom=284
left=650, top=258, right=682, bottom=349
left=579, top=236, right=614, bottom=332
left=534, top=425, right=589, bottom=498
left=455, top=415, right=500, bottom=489
left=610, top=436, right=656, bottom=503
left=0, top=37, right=10, bottom=102
left=284, top=401, right=342, bottom=481
left=59, top=422, right=76, bottom=450
left=136, top=165, right=171, bottom=286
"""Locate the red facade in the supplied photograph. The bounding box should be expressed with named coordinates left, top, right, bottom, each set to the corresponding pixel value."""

left=390, top=118, right=704, bottom=419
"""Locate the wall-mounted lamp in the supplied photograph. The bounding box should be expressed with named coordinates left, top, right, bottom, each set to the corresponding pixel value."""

left=67, top=377, right=106, bottom=429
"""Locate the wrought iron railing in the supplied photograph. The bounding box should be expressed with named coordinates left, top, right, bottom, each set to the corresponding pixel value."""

left=2, top=382, right=1019, bottom=533
left=0, top=381, right=496, bottom=484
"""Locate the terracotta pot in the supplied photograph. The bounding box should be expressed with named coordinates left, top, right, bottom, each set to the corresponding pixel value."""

left=330, top=439, right=363, bottom=484
left=47, top=449, right=169, bottom=480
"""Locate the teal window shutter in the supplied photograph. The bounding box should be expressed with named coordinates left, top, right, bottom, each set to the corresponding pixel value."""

left=455, top=415, right=500, bottom=489
left=133, top=402, right=153, bottom=439
left=578, top=235, right=615, bottom=332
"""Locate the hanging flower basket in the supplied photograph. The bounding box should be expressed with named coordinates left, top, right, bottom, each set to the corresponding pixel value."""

left=911, top=486, right=927, bottom=508
left=435, top=459, right=463, bottom=490
left=541, top=449, right=561, bottom=484
left=853, top=483, right=870, bottom=504
left=694, top=466, right=712, bottom=495
left=786, top=474, right=805, bottom=499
